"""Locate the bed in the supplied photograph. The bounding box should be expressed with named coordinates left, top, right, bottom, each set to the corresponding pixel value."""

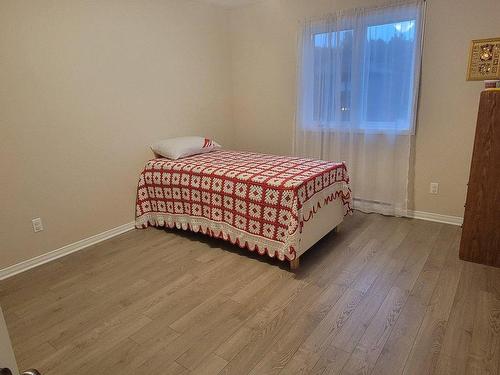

left=135, top=150, right=352, bottom=270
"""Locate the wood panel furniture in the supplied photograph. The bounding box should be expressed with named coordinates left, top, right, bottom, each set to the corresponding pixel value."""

left=459, top=90, right=500, bottom=267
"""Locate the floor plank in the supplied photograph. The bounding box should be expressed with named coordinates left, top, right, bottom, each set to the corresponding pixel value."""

left=465, top=291, right=500, bottom=374
left=1, top=212, right=499, bottom=375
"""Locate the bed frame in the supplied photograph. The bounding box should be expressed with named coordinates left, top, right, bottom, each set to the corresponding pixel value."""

left=290, top=198, right=345, bottom=270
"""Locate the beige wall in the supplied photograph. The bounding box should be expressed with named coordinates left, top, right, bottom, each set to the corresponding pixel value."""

left=0, top=0, right=233, bottom=269
left=229, top=0, right=498, bottom=217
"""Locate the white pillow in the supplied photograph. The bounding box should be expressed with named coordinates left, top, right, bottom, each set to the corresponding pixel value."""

left=151, top=136, right=221, bottom=160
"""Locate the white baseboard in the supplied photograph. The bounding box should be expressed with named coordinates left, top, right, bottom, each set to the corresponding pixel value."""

left=407, top=210, right=463, bottom=226
left=0, top=222, right=136, bottom=280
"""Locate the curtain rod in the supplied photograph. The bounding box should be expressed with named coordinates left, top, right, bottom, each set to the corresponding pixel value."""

left=300, top=0, right=425, bottom=24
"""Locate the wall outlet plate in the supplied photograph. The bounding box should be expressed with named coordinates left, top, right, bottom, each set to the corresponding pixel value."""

left=32, top=218, right=43, bottom=233
left=430, top=182, right=439, bottom=194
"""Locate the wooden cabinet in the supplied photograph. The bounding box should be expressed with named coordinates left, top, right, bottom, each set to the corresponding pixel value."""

left=459, top=90, right=500, bottom=267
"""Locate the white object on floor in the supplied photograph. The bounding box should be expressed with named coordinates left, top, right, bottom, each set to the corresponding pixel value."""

left=0, top=306, right=19, bottom=375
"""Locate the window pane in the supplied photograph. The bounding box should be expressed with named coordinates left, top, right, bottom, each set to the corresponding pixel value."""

left=364, top=20, right=416, bottom=129
left=313, top=30, right=353, bottom=124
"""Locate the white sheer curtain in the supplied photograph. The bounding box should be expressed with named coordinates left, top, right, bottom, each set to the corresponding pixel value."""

left=295, top=1, right=425, bottom=216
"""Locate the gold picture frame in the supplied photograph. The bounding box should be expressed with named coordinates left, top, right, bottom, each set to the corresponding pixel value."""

left=466, top=37, right=500, bottom=81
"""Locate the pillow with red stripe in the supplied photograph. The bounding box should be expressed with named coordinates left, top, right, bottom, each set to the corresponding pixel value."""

left=151, top=136, right=221, bottom=160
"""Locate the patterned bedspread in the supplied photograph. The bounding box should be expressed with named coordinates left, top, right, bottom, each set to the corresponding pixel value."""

left=135, top=150, right=352, bottom=261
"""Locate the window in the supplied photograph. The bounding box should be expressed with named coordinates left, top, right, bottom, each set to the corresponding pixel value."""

left=362, top=20, right=417, bottom=131
left=299, top=4, right=424, bottom=133
left=313, top=30, right=353, bottom=123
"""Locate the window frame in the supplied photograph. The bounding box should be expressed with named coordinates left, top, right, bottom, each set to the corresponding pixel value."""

left=301, top=8, right=421, bottom=135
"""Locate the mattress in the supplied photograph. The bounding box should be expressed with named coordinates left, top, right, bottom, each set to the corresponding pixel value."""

left=135, top=150, right=352, bottom=261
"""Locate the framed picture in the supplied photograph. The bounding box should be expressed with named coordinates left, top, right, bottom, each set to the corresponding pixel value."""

left=466, top=37, right=500, bottom=81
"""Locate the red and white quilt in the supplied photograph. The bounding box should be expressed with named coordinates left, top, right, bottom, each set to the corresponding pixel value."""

left=135, top=150, right=352, bottom=261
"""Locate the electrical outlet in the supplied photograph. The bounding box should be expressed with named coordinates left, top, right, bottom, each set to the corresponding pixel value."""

left=32, top=218, right=43, bottom=233
left=430, top=182, right=439, bottom=195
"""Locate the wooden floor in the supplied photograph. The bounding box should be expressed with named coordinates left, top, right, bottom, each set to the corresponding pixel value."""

left=1, top=212, right=499, bottom=375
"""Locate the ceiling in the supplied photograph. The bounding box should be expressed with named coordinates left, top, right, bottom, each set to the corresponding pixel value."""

left=193, top=0, right=261, bottom=8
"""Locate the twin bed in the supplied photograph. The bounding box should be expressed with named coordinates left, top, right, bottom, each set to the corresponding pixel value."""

left=135, top=149, right=352, bottom=270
